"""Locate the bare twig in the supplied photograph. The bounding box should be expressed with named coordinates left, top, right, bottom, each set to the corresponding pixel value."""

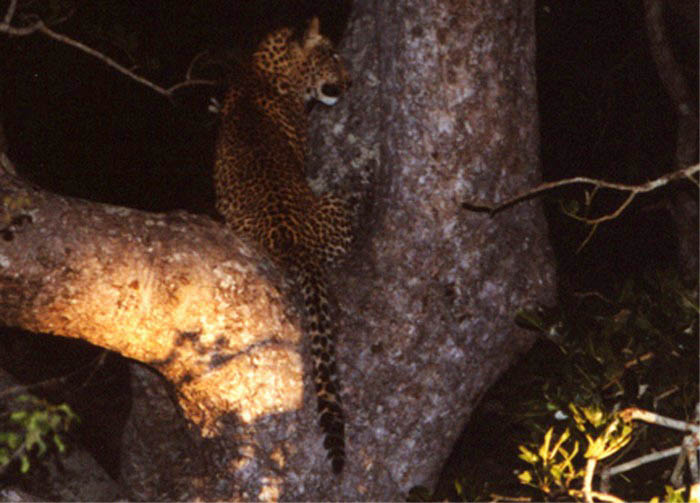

left=462, top=163, right=699, bottom=251
left=0, top=18, right=216, bottom=98
left=3, top=0, right=17, bottom=25
left=602, top=405, right=700, bottom=492
left=670, top=443, right=690, bottom=488
left=685, top=434, right=699, bottom=483
left=605, top=445, right=683, bottom=478
left=583, top=458, right=596, bottom=503
left=570, top=487, right=625, bottom=503
left=589, top=491, right=624, bottom=503
left=462, top=164, right=700, bottom=216
left=620, top=407, right=700, bottom=435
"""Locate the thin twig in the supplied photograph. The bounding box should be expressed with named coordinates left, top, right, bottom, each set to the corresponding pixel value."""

left=588, top=490, right=625, bottom=503
left=604, top=445, right=682, bottom=478
left=620, top=407, right=700, bottom=435
left=684, top=434, right=699, bottom=483
left=462, top=164, right=700, bottom=216
left=569, top=488, right=625, bottom=503
left=3, top=0, right=17, bottom=25
left=0, top=19, right=216, bottom=97
left=462, top=163, right=699, bottom=252
left=605, top=405, right=700, bottom=491
left=670, top=443, right=688, bottom=488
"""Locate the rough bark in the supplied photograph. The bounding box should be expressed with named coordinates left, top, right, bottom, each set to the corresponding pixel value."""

left=0, top=0, right=555, bottom=500
left=308, top=0, right=555, bottom=497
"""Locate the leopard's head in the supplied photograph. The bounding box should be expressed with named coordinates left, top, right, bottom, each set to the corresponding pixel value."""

left=253, top=17, right=351, bottom=106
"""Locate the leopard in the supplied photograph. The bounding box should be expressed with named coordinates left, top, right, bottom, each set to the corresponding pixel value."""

left=213, top=16, right=353, bottom=474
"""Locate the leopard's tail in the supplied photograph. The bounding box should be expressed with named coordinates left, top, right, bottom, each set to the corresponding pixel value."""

left=296, top=265, right=345, bottom=473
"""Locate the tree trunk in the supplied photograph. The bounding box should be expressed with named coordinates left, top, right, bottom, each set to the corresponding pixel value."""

left=307, top=0, right=555, bottom=497
left=0, top=0, right=554, bottom=500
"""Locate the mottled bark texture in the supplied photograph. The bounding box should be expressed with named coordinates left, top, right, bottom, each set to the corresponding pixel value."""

left=307, top=0, right=555, bottom=498
left=0, top=0, right=554, bottom=500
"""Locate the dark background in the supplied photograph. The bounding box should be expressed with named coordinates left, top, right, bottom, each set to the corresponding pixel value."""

left=0, top=0, right=697, bottom=495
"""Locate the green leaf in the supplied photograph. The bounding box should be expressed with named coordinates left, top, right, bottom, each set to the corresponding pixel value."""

left=53, top=433, right=66, bottom=453
left=9, top=411, right=28, bottom=423
left=0, top=447, right=9, bottom=466
left=20, top=454, right=30, bottom=473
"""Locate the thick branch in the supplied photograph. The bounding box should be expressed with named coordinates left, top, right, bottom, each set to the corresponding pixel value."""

left=0, top=170, right=304, bottom=437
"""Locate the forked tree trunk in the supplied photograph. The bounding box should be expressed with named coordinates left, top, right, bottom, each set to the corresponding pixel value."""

left=0, top=0, right=554, bottom=500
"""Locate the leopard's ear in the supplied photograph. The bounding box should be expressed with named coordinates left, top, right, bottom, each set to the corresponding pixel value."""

left=303, top=16, right=322, bottom=48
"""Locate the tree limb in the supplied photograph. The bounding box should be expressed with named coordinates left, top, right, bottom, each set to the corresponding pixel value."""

left=0, top=167, right=308, bottom=452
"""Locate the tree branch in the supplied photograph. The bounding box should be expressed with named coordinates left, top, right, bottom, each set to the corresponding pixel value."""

left=3, top=0, right=17, bottom=25
left=0, top=168, right=307, bottom=445
left=462, top=164, right=699, bottom=252
left=462, top=164, right=700, bottom=216
left=0, top=16, right=216, bottom=98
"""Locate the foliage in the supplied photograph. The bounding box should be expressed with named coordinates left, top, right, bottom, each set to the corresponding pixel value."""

left=518, top=403, right=634, bottom=499
left=650, top=485, right=695, bottom=503
left=0, top=394, right=78, bottom=475
left=413, top=269, right=698, bottom=502
left=513, top=269, right=698, bottom=501
left=517, top=269, right=697, bottom=423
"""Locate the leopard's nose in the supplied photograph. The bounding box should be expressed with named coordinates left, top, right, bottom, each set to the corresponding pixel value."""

left=321, top=83, right=341, bottom=98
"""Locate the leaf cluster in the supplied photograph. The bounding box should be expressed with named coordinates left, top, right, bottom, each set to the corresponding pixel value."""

left=513, top=270, right=698, bottom=501
left=0, top=394, right=78, bottom=475
left=412, top=269, right=697, bottom=502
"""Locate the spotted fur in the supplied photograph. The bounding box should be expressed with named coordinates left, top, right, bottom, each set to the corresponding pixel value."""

left=213, top=17, right=352, bottom=473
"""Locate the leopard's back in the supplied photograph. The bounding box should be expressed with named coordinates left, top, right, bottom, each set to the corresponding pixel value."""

left=213, top=17, right=352, bottom=473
